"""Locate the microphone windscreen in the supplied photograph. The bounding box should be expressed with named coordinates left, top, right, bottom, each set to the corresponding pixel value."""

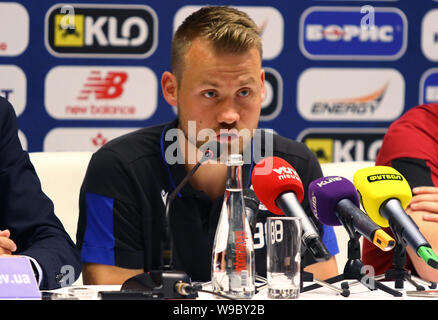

left=251, top=156, right=304, bottom=215
left=353, top=166, right=412, bottom=228
left=308, top=176, right=360, bottom=226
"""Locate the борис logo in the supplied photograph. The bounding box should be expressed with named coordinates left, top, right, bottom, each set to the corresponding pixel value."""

left=45, top=4, right=158, bottom=58
left=299, top=6, right=407, bottom=60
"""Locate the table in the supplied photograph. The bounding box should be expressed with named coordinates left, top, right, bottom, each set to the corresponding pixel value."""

left=46, top=279, right=438, bottom=300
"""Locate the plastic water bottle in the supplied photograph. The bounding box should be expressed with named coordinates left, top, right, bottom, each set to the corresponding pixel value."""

left=211, top=154, right=255, bottom=299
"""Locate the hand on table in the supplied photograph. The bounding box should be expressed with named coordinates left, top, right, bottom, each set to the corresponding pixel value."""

left=0, top=229, right=17, bottom=256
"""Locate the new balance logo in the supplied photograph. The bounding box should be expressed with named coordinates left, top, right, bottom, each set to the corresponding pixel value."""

left=77, top=70, right=128, bottom=100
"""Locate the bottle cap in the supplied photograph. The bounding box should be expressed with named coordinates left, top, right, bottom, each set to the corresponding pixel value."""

left=227, top=154, right=243, bottom=166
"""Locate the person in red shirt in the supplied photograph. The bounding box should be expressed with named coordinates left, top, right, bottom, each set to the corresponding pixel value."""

left=362, top=103, right=438, bottom=282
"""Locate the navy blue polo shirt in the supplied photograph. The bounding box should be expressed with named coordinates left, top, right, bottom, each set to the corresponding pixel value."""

left=76, top=119, right=339, bottom=281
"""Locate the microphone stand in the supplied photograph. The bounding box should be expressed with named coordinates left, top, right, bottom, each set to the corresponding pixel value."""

left=302, top=216, right=402, bottom=297
left=378, top=223, right=437, bottom=291
left=120, top=147, right=217, bottom=299
left=162, top=154, right=209, bottom=269
left=300, top=262, right=350, bottom=297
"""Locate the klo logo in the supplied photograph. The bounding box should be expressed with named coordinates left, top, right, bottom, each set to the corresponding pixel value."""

left=45, top=4, right=158, bottom=58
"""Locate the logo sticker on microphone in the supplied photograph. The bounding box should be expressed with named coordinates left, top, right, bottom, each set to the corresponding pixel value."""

left=367, top=174, right=403, bottom=182
left=316, top=176, right=343, bottom=188
left=310, top=193, right=319, bottom=219
left=273, top=166, right=301, bottom=182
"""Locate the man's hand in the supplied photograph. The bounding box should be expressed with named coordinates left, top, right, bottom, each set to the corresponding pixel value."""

left=404, top=186, right=438, bottom=282
left=0, top=229, right=17, bottom=256
left=83, top=263, right=144, bottom=285
left=407, top=187, right=438, bottom=222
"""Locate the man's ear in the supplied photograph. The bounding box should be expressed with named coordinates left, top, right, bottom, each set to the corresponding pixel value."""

left=161, top=71, right=178, bottom=107
left=260, top=69, right=266, bottom=102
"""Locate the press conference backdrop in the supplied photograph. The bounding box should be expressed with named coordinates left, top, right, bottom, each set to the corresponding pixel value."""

left=1, top=0, right=437, bottom=164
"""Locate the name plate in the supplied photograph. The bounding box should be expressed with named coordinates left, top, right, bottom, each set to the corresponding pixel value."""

left=0, top=257, right=41, bottom=299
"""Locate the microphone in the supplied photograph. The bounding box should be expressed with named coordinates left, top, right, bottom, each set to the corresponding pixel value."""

left=164, top=140, right=222, bottom=268
left=166, top=140, right=218, bottom=208
left=354, top=166, right=438, bottom=269
left=308, top=176, right=395, bottom=251
left=120, top=140, right=224, bottom=299
left=251, top=156, right=331, bottom=262
left=242, top=188, right=260, bottom=234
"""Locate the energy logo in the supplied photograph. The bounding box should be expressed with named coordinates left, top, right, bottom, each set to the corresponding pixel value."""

left=311, top=83, right=388, bottom=116
left=297, top=68, right=405, bottom=121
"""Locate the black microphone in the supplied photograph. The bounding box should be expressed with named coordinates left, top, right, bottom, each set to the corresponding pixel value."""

left=242, top=189, right=259, bottom=235
left=165, top=141, right=218, bottom=208
left=163, top=140, right=221, bottom=269
left=120, top=141, right=222, bottom=299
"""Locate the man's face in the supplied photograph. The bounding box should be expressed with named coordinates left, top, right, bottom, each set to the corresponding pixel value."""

left=173, top=38, right=265, bottom=157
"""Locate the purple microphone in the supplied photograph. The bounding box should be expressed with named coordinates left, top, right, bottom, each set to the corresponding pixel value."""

left=308, top=176, right=395, bottom=252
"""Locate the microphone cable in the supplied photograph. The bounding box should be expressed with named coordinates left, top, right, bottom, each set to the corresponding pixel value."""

left=180, top=276, right=267, bottom=300
left=175, top=282, right=236, bottom=300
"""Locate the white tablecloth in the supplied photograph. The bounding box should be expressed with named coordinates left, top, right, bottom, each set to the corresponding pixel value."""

left=46, top=279, right=438, bottom=300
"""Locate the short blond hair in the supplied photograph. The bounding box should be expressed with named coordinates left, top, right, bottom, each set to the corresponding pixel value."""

left=171, top=6, right=263, bottom=81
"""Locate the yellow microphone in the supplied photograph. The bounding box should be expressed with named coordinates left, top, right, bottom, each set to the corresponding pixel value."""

left=353, top=166, right=411, bottom=228
left=353, top=166, right=438, bottom=269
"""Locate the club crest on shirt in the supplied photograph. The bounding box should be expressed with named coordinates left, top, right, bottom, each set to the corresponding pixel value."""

left=161, top=189, right=168, bottom=206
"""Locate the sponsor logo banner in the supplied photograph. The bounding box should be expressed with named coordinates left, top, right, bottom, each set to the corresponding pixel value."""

left=297, top=68, right=405, bottom=121
left=297, top=128, right=387, bottom=163
left=173, top=5, right=284, bottom=60
left=421, top=9, right=438, bottom=62
left=300, top=6, right=407, bottom=60
left=45, top=4, right=158, bottom=58
left=44, top=127, right=140, bottom=151
left=0, top=3, right=29, bottom=56
left=45, top=66, right=157, bottom=120
left=260, top=67, right=283, bottom=121
left=419, top=68, right=438, bottom=104
left=0, top=65, right=27, bottom=116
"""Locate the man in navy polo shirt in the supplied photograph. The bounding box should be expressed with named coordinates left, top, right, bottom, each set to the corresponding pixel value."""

left=77, top=6, right=339, bottom=285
